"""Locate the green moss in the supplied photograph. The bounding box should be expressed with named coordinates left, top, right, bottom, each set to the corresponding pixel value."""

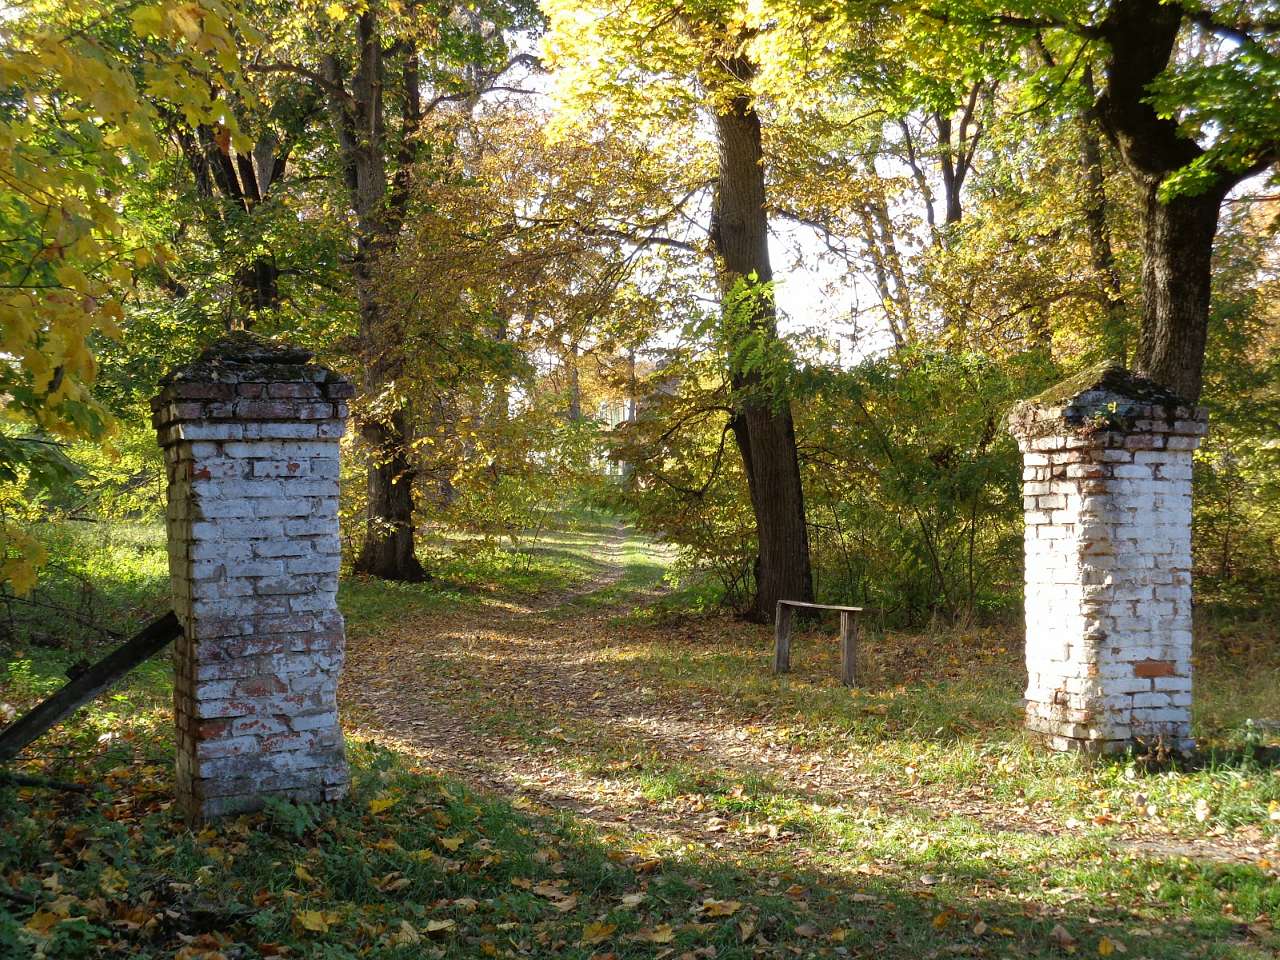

left=1029, top=358, right=1190, bottom=408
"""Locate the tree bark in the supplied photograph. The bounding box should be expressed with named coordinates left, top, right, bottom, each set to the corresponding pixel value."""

left=327, top=10, right=428, bottom=582
left=1093, top=0, right=1273, bottom=402
left=1133, top=180, right=1224, bottom=401
left=1076, top=101, right=1128, bottom=362
left=710, top=61, right=814, bottom=620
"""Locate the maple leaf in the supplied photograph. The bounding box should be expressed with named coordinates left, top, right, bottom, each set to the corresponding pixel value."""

left=699, top=898, right=741, bottom=917
left=581, top=921, right=616, bottom=945
left=633, top=923, right=675, bottom=944
left=369, top=796, right=397, bottom=815
left=25, top=908, right=62, bottom=936
left=293, top=910, right=340, bottom=934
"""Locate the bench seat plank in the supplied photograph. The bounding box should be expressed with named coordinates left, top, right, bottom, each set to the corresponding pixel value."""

left=777, top=600, right=864, bottom=613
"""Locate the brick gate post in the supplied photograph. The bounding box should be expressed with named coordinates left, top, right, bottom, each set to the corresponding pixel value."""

left=152, top=332, right=353, bottom=819
left=1009, top=362, right=1207, bottom=752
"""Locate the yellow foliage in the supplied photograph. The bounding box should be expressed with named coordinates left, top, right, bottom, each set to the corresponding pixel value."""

left=0, top=0, right=247, bottom=592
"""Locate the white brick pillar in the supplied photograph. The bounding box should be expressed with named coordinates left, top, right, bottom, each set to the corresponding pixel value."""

left=1008, top=363, right=1207, bottom=752
left=152, top=332, right=353, bottom=819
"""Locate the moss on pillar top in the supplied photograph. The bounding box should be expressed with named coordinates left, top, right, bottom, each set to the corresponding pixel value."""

left=1009, top=359, right=1205, bottom=439
left=157, top=332, right=346, bottom=388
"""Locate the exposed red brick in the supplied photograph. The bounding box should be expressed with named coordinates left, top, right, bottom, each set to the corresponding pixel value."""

left=1133, top=659, right=1176, bottom=678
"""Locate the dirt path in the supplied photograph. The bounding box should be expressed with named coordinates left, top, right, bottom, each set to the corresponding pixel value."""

left=341, top=528, right=1278, bottom=872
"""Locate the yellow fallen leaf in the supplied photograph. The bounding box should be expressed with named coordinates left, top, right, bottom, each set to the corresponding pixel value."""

left=581, top=921, right=616, bottom=945
left=25, top=909, right=62, bottom=936
left=295, top=864, right=314, bottom=884
left=699, top=898, right=742, bottom=917
left=99, top=866, right=127, bottom=896
left=439, top=836, right=465, bottom=852
left=1098, top=936, right=1126, bottom=955
left=293, top=909, right=339, bottom=934
left=637, top=923, right=675, bottom=944
left=369, top=796, right=397, bottom=815
left=424, top=918, right=456, bottom=934
left=739, top=919, right=756, bottom=941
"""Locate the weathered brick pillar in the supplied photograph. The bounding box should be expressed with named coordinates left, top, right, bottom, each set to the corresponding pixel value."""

left=1008, top=362, right=1207, bottom=752
left=152, top=332, right=353, bottom=819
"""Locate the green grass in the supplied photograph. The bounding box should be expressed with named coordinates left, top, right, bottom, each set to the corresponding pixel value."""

left=3, top=516, right=1279, bottom=958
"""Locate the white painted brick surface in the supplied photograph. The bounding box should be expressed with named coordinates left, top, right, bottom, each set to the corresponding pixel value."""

left=153, top=334, right=354, bottom=820
left=1008, top=365, right=1207, bottom=753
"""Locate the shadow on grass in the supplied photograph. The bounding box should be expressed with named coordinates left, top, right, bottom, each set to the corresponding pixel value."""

left=2, top=736, right=1273, bottom=959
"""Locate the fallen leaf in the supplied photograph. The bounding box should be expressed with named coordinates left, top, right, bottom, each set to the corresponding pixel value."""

left=699, top=899, right=742, bottom=917
left=25, top=909, right=62, bottom=936
left=1050, top=923, right=1077, bottom=948
left=581, top=921, right=616, bottom=945
left=635, top=924, right=676, bottom=944
left=293, top=910, right=339, bottom=934
left=425, top=918, right=456, bottom=934
left=369, top=796, right=397, bottom=815
left=392, top=921, right=420, bottom=946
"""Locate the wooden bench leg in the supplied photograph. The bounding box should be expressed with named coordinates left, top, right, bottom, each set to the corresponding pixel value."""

left=839, top=611, right=857, bottom=687
left=773, top=602, right=793, bottom=674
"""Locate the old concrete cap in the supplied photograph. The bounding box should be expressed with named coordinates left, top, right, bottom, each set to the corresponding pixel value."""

left=1008, top=360, right=1206, bottom=438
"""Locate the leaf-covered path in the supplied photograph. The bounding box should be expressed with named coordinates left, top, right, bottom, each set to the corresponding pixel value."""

left=342, top=524, right=1279, bottom=888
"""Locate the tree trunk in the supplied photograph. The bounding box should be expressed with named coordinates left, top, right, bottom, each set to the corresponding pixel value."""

left=1132, top=181, right=1224, bottom=402
left=1076, top=106, right=1127, bottom=362
left=711, top=65, right=814, bottom=620
left=329, top=10, right=428, bottom=581
left=1094, top=0, right=1258, bottom=403
left=355, top=406, right=428, bottom=581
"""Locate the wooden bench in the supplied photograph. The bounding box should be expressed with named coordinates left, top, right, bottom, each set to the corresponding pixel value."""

left=773, top=600, right=864, bottom=686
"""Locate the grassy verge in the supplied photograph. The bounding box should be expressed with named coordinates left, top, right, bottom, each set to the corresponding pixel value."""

left=3, top=518, right=1279, bottom=958
left=3, top=706, right=1276, bottom=959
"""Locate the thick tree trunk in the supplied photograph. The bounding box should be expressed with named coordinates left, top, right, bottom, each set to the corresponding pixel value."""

left=711, top=69, right=813, bottom=620
left=355, top=406, right=428, bottom=581
left=331, top=11, right=428, bottom=582
left=1093, top=0, right=1258, bottom=403
left=1132, top=182, right=1223, bottom=402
